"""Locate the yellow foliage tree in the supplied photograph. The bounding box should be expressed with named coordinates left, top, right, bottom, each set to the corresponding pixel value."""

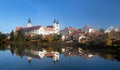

left=105, top=36, right=112, bottom=46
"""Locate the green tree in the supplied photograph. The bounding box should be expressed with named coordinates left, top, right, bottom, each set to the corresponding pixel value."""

left=10, top=30, right=15, bottom=41
left=53, top=34, right=61, bottom=41
left=16, top=28, right=26, bottom=41
left=99, top=28, right=105, bottom=33
left=0, top=32, right=8, bottom=43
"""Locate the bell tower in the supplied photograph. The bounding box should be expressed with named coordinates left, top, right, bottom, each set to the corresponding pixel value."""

left=53, top=19, right=59, bottom=33
left=27, top=18, right=32, bottom=27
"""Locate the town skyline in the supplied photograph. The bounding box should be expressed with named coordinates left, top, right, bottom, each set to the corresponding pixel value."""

left=0, top=0, right=120, bottom=33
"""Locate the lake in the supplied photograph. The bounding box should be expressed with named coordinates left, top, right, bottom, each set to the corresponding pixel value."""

left=0, top=44, right=120, bottom=70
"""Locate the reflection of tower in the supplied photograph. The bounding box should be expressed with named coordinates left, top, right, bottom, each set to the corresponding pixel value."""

left=61, top=48, right=65, bottom=52
left=53, top=19, right=59, bottom=33
left=27, top=18, right=32, bottom=27
left=53, top=52, right=59, bottom=62
left=38, top=49, right=46, bottom=58
left=28, top=56, right=32, bottom=64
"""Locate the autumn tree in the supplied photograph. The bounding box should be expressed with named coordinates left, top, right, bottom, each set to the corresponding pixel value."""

left=105, top=35, right=112, bottom=46
left=16, top=28, right=26, bottom=41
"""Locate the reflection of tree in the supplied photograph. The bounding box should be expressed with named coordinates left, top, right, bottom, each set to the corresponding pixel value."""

left=44, top=46, right=61, bottom=53
left=10, top=45, right=15, bottom=55
left=0, top=44, right=8, bottom=50
left=9, top=44, right=26, bottom=58
left=1, top=43, right=120, bottom=64
left=105, top=54, right=114, bottom=60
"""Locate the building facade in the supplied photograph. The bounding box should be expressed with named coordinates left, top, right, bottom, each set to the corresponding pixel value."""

left=105, top=26, right=120, bottom=33
left=15, top=18, right=60, bottom=36
left=82, top=26, right=96, bottom=33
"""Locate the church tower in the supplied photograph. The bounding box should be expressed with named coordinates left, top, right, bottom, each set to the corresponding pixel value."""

left=27, top=18, right=32, bottom=27
left=53, top=19, right=59, bottom=33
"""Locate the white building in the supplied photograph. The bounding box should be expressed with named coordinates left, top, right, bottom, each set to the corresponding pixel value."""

left=60, top=27, right=77, bottom=41
left=60, top=27, right=77, bottom=36
left=82, top=26, right=96, bottom=33
left=27, top=18, right=32, bottom=27
left=105, top=26, right=120, bottom=33
left=15, top=18, right=60, bottom=35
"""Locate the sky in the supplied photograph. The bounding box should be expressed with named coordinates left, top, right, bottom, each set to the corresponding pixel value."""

left=0, top=0, right=120, bottom=33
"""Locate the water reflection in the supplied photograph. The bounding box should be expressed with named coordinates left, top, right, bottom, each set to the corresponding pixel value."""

left=0, top=44, right=120, bottom=64
left=61, top=47, right=95, bottom=60
left=24, top=49, right=60, bottom=64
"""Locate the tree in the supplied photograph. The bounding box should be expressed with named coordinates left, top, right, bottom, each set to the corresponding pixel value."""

left=16, top=28, right=26, bottom=41
left=53, top=34, right=61, bottom=41
left=99, top=28, right=105, bottom=33
left=46, top=35, right=53, bottom=43
left=10, top=30, right=15, bottom=41
left=105, top=35, right=112, bottom=46
left=0, top=32, right=8, bottom=43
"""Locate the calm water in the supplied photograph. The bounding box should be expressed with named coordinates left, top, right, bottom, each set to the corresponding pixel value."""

left=0, top=45, right=120, bottom=70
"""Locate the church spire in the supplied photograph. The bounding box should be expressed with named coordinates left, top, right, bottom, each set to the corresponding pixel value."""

left=54, top=19, right=56, bottom=23
left=56, top=20, right=59, bottom=24
left=27, top=17, right=32, bottom=27
left=28, top=17, right=31, bottom=23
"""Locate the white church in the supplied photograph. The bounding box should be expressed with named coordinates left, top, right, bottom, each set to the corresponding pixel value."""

left=15, top=18, right=60, bottom=36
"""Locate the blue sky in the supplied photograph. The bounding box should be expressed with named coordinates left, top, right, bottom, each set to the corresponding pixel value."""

left=0, top=0, right=120, bottom=33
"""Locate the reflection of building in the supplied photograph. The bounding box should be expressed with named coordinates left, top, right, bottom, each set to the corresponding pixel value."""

left=39, top=49, right=47, bottom=58
left=53, top=52, right=59, bottom=62
left=24, top=49, right=46, bottom=59
left=9, top=45, right=120, bottom=63
left=15, top=18, right=59, bottom=36
left=45, top=51, right=60, bottom=62
left=15, top=48, right=60, bottom=64
left=28, top=56, right=32, bottom=64
left=61, top=48, right=65, bottom=52
left=61, top=47, right=96, bottom=60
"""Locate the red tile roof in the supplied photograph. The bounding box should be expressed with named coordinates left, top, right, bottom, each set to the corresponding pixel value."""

left=15, top=26, right=22, bottom=32
left=45, top=53, right=53, bottom=57
left=65, top=27, right=77, bottom=31
left=25, top=53, right=41, bottom=59
left=24, top=26, right=41, bottom=31
left=44, top=27, right=54, bottom=31
left=83, top=26, right=96, bottom=30
left=84, top=26, right=92, bottom=29
left=15, top=26, right=41, bottom=32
